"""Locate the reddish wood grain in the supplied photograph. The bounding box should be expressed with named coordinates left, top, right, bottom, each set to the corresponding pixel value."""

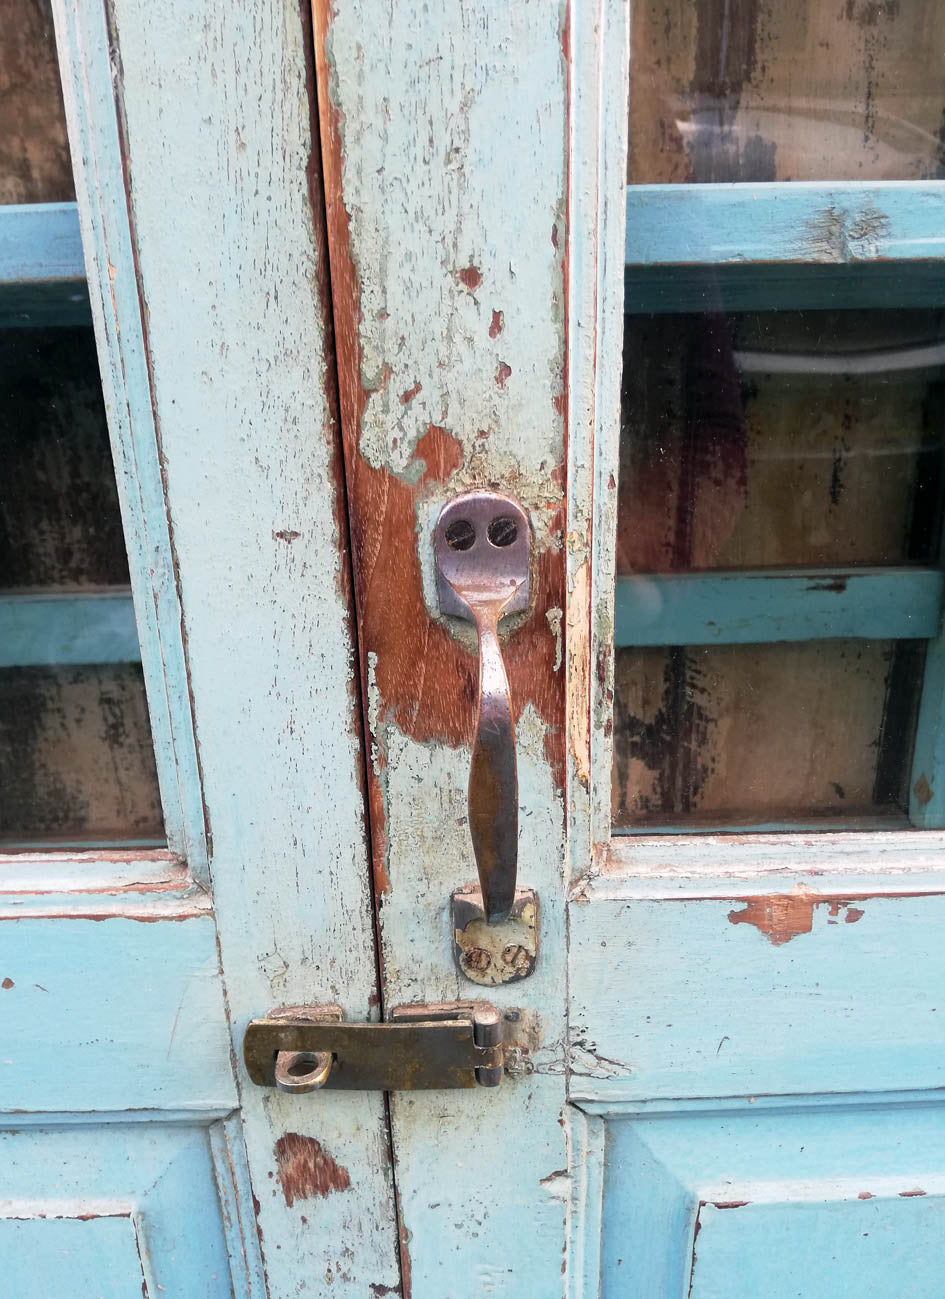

left=311, top=1, right=566, bottom=898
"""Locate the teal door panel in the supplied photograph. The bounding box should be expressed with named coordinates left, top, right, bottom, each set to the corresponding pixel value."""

left=0, top=0, right=397, bottom=1291
left=0, top=917, right=234, bottom=1113
left=595, top=1102, right=945, bottom=1298
left=0, top=1219, right=148, bottom=1299
left=1, top=1124, right=242, bottom=1296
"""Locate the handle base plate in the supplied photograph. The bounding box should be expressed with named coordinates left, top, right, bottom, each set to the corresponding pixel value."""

left=451, top=885, right=539, bottom=985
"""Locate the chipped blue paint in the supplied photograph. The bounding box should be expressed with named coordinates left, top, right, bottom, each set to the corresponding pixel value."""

left=0, top=591, right=139, bottom=666
left=625, top=181, right=945, bottom=312
left=0, top=201, right=90, bottom=326
left=615, top=567, right=944, bottom=647
left=0, top=202, right=84, bottom=281
left=585, top=1101, right=945, bottom=1299
left=570, top=887, right=945, bottom=1104
left=0, top=1124, right=243, bottom=1296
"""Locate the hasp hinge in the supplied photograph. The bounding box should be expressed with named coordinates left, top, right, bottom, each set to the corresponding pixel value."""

left=243, top=1001, right=504, bottom=1092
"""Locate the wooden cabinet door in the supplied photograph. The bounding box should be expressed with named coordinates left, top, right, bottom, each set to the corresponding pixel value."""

left=315, top=0, right=945, bottom=1295
left=1, top=0, right=401, bottom=1293
left=9, top=0, right=945, bottom=1295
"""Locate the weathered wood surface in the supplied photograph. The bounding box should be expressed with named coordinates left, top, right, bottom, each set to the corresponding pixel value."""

left=1, top=1122, right=253, bottom=1296
left=625, top=182, right=945, bottom=268
left=0, top=0, right=74, bottom=203
left=0, top=592, right=139, bottom=667
left=615, top=568, right=945, bottom=647
left=0, top=915, right=234, bottom=1112
left=312, top=0, right=577, bottom=1290
left=570, top=864, right=945, bottom=1102
left=79, top=0, right=403, bottom=1290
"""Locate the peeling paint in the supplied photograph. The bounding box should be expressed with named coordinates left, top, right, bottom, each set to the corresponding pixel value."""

left=274, top=1134, right=351, bottom=1207
left=457, top=265, right=482, bottom=290
left=728, top=892, right=868, bottom=945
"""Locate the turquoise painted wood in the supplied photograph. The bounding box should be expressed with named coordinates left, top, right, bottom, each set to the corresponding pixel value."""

left=0, top=201, right=90, bottom=325
left=588, top=1101, right=945, bottom=1298
left=570, top=875, right=945, bottom=1103
left=1, top=1124, right=244, bottom=1296
left=615, top=567, right=943, bottom=647
left=44, top=0, right=404, bottom=1291
left=0, top=1218, right=148, bottom=1298
left=0, top=0, right=399, bottom=1291
left=0, top=591, right=139, bottom=666
left=626, top=182, right=945, bottom=266
left=625, top=181, right=945, bottom=313
left=5, top=0, right=942, bottom=1293
left=0, top=202, right=84, bottom=281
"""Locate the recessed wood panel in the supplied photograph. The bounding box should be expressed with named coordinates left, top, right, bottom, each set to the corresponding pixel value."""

left=0, top=1124, right=240, bottom=1295
left=570, top=888, right=945, bottom=1102
left=593, top=1102, right=945, bottom=1298
left=0, top=1216, right=147, bottom=1298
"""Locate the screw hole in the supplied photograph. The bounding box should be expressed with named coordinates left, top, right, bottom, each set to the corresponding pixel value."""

left=445, top=518, right=476, bottom=551
left=488, top=517, right=518, bottom=547
left=286, top=1052, right=322, bottom=1078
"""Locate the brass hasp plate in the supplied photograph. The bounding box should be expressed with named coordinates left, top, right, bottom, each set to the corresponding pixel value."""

left=243, top=1001, right=504, bottom=1091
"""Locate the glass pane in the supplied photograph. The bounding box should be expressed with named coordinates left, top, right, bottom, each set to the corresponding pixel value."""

left=618, top=309, right=945, bottom=572
left=0, top=328, right=164, bottom=847
left=614, top=306, right=945, bottom=830
left=629, top=1, right=945, bottom=184
left=612, top=640, right=924, bottom=829
left=1, top=329, right=129, bottom=588
left=0, top=665, right=163, bottom=844
left=0, top=0, right=75, bottom=204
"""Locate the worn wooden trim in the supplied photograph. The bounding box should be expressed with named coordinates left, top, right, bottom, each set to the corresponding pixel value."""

left=564, top=1106, right=606, bottom=1299
left=0, top=590, right=140, bottom=666
left=0, top=847, right=208, bottom=918
left=52, top=0, right=209, bottom=878
left=577, top=1091, right=945, bottom=1118
left=615, top=567, right=944, bottom=647
left=92, top=0, right=402, bottom=1290
left=208, top=1117, right=268, bottom=1299
left=0, top=201, right=84, bottom=281
left=0, top=201, right=90, bottom=324
left=592, top=831, right=945, bottom=898
left=626, top=182, right=945, bottom=267
left=313, top=0, right=582, bottom=1289
left=625, top=182, right=945, bottom=313
left=568, top=0, right=630, bottom=875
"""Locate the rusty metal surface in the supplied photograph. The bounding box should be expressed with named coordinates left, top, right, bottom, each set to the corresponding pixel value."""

left=269, top=1004, right=342, bottom=1094
left=452, top=885, right=539, bottom=984
left=434, top=492, right=530, bottom=923
left=244, top=1002, right=505, bottom=1091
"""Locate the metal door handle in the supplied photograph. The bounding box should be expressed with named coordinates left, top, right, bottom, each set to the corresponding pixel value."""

left=434, top=491, right=529, bottom=924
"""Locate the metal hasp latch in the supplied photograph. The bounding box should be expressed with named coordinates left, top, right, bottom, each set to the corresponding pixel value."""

left=243, top=1001, right=504, bottom=1092
left=434, top=491, right=540, bottom=985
